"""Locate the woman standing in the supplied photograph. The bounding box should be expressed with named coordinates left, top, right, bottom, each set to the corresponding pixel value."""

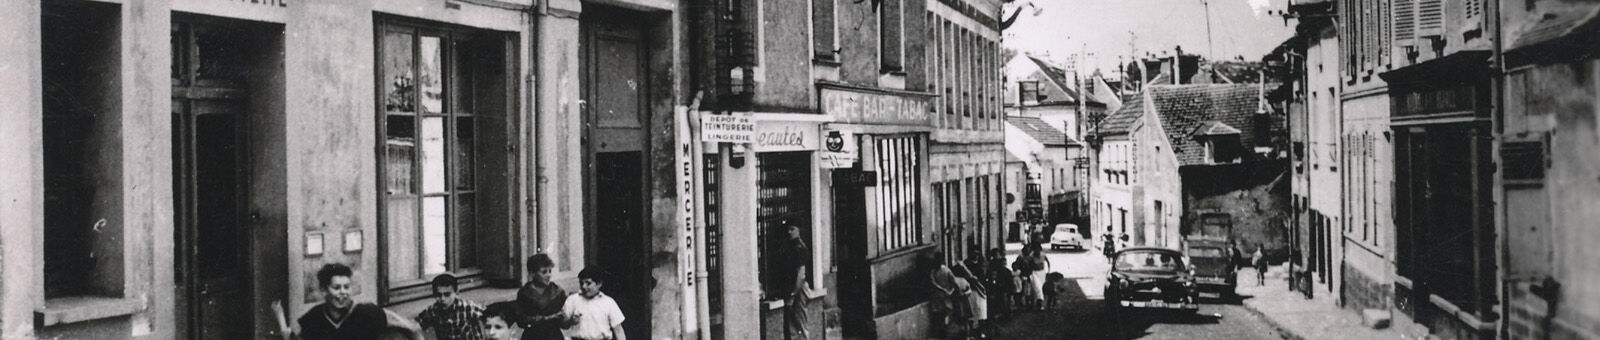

left=1023, top=244, right=1050, bottom=310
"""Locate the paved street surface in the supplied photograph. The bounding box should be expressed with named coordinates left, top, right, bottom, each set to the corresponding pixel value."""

left=986, top=243, right=1287, bottom=340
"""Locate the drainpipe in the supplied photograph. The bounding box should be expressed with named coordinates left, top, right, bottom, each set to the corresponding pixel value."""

left=1489, top=0, right=1508, bottom=337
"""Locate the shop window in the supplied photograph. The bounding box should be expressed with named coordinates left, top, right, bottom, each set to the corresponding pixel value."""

left=41, top=0, right=123, bottom=300
left=876, top=135, right=924, bottom=251
left=757, top=152, right=812, bottom=300
left=377, top=20, right=516, bottom=302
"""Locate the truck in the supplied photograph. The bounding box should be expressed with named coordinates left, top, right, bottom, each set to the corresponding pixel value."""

left=1181, top=212, right=1238, bottom=298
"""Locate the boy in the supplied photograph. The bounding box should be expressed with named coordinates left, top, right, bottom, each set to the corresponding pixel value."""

left=416, top=274, right=486, bottom=340
left=517, top=254, right=568, bottom=340
left=296, top=263, right=424, bottom=340
left=561, top=268, right=627, bottom=340
left=481, top=302, right=523, bottom=340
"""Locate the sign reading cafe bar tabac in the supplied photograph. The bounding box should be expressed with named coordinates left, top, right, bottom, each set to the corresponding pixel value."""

left=819, top=86, right=933, bottom=126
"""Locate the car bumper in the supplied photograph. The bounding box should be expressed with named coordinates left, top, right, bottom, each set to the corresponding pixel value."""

left=1051, top=241, right=1082, bottom=248
left=1117, top=299, right=1200, bottom=310
left=1195, top=276, right=1234, bottom=286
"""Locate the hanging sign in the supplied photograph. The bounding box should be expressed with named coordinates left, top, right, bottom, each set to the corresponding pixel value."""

left=820, top=128, right=859, bottom=168
left=699, top=114, right=755, bottom=143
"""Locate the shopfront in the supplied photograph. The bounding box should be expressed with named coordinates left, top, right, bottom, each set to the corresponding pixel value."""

left=816, top=84, right=936, bottom=338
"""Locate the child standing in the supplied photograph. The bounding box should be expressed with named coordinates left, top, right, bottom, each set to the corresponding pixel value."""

left=517, top=254, right=568, bottom=340
left=561, top=268, right=627, bottom=340
left=416, top=274, right=487, bottom=340
left=480, top=302, right=523, bottom=340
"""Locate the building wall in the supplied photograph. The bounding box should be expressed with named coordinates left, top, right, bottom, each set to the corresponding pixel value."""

left=1130, top=103, right=1182, bottom=248
left=1093, top=138, right=1134, bottom=241
left=1336, top=92, right=1395, bottom=313
left=1502, top=56, right=1600, bottom=340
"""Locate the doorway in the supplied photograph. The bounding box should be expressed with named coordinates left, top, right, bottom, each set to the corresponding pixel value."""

left=581, top=6, right=653, bottom=339
left=832, top=166, right=872, bottom=337
left=171, top=16, right=279, bottom=339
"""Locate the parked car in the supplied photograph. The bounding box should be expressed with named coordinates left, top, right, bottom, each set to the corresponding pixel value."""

left=1104, top=247, right=1200, bottom=316
left=1049, top=223, right=1083, bottom=250
left=1183, top=242, right=1237, bottom=297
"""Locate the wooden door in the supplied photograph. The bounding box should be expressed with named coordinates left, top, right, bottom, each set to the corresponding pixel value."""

left=172, top=20, right=254, bottom=340
left=582, top=7, right=652, bottom=339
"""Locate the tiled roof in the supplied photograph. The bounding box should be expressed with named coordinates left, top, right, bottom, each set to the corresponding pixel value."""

left=1028, top=56, right=1082, bottom=101
left=1192, top=121, right=1242, bottom=136
left=1509, top=4, right=1600, bottom=51
left=1008, top=116, right=1071, bottom=146
left=1146, top=84, right=1273, bottom=166
left=1097, top=95, right=1143, bottom=135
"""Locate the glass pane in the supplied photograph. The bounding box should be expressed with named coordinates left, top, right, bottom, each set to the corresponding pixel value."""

left=383, top=30, right=415, bottom=113
left=386, top=142, right=415, bottom=195
left=421, top=117, right=445, bottom=193
left=456, top=194, right=477, bottom=269
left=456, top=117, right=475, bottom=190
left=386, top=196, right=420, bottom=282
left=419, top=36, right=444, bottom=113
left=423, top=196, right=447, bottom=275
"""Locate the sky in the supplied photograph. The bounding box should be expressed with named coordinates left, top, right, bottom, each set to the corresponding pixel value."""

left=1002, top=0, right=1298, bottom=80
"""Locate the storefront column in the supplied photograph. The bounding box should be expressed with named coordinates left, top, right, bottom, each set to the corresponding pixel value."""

left=719, top=144, right=762, bottom=340
left=534, top=0, right=585, bottom=274
left=0, top=2, right=43, bottom=338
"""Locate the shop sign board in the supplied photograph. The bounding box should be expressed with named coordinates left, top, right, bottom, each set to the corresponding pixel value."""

left=700, top=114, right=755, bottom=143
left=820, top=87, right=932, bottom=126
left=753, top=119, right=820, bottom=152
left=820, top=128, right=858, bottom=168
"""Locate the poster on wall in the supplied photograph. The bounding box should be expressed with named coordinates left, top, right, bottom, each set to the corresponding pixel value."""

left=820, top=128, right=858, bottom=168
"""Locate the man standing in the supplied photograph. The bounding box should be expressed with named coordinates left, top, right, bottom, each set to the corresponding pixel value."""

left=777, top=223, right=811, bottom=339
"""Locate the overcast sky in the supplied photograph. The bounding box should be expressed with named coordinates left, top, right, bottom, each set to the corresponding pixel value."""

left=1002, top=0, right=1297, bottom=80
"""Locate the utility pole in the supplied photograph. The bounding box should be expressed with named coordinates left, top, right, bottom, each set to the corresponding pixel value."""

left=1202, top=0, right=1215, bottom=58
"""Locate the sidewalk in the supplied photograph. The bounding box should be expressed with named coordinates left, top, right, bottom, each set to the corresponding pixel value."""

left=1236, top=265, right=1429, bottom=340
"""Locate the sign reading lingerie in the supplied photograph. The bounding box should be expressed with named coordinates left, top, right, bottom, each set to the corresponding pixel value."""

left=699, top=114, right=755, bottom=143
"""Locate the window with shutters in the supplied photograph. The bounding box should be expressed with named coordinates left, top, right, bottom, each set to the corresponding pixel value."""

left=1417, top=0, right=1444, bottom=37
left=813, top=0, right=836, bottom=61
left=875, top=135, right=925, bottom=251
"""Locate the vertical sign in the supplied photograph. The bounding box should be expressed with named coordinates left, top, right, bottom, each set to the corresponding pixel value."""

left=675, top=106, right=700, bottom=334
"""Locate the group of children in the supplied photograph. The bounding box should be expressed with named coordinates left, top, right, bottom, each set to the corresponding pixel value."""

left=287, top=254, right=626, bottom=340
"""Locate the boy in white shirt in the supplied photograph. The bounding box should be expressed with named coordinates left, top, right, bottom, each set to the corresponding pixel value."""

left=561, top=268, right=626, bottom=340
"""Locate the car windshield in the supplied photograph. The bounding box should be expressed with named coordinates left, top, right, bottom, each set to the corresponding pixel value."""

left=1114, top=251, right=1186, bottom=272
left=1187, top=247, right=1225, bottom=258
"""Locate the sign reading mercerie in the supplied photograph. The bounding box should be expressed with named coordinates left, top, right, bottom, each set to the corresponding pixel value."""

left=700, top=115, right=755, bottom=143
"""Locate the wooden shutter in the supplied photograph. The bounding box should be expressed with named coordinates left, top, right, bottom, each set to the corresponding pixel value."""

left=1417, top=0, right=1444, bottom=37
left=1395, top=0, right=1416, bottom=46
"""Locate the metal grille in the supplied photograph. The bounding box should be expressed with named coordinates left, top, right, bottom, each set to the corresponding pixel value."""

left=876, top=136, right=924, bottom=251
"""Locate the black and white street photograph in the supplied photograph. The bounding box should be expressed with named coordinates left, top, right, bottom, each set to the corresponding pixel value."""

left=5, top=0, right=1600, bottom=339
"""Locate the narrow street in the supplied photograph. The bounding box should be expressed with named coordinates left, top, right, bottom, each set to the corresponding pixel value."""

left=993, top=244, right=1287, bottom=340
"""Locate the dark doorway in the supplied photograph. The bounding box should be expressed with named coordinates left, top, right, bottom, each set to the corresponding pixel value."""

left=832, top=167, right=872, bottom=337
left=172, top=17, right=260, bottom=340
left=582, top=7, right=652, bottom=339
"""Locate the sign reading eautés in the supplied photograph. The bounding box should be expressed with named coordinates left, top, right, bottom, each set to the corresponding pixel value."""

left=819, top=87, right=932, bottom=126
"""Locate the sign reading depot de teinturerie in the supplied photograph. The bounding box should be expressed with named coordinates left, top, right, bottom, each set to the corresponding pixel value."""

left=699, top=114, right=755, bottom=143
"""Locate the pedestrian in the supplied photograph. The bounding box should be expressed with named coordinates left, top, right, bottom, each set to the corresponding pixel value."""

left=985, top=248, right=1015, bottom=321
left=1024, top=246, right=1050, bottom=310
left=560, top=268, right=627, bottom=340
left=953, top=264, right=991, bottom=339
left=480, top=302, right=523, bottom=340
left=927, top=251, right=971, bottom=338
left=416, top=274, right=487, bottom=340
left=775, top=223, right=812, bottom=340
left=516, top=254, right=568, bottom=340
left=294, top=263, right=424, bottom=340
left=1252, top=245, right=1267, bottom=286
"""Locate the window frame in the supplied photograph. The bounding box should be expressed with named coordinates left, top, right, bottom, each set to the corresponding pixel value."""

left=373, top=18, right=518, bottom=303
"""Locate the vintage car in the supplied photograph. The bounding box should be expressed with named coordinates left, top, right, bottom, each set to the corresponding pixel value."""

left=1049, top=223, right=1084, bottom=250
left=1183, top=241, right=1237, bottom=297
left=1104, top=247, right=1200, bottom=314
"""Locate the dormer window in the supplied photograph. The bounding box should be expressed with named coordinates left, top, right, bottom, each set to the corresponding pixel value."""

left=1019, top=80, right=1041, bottom=106
left=1193, top=121, right=1243, bottom=164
